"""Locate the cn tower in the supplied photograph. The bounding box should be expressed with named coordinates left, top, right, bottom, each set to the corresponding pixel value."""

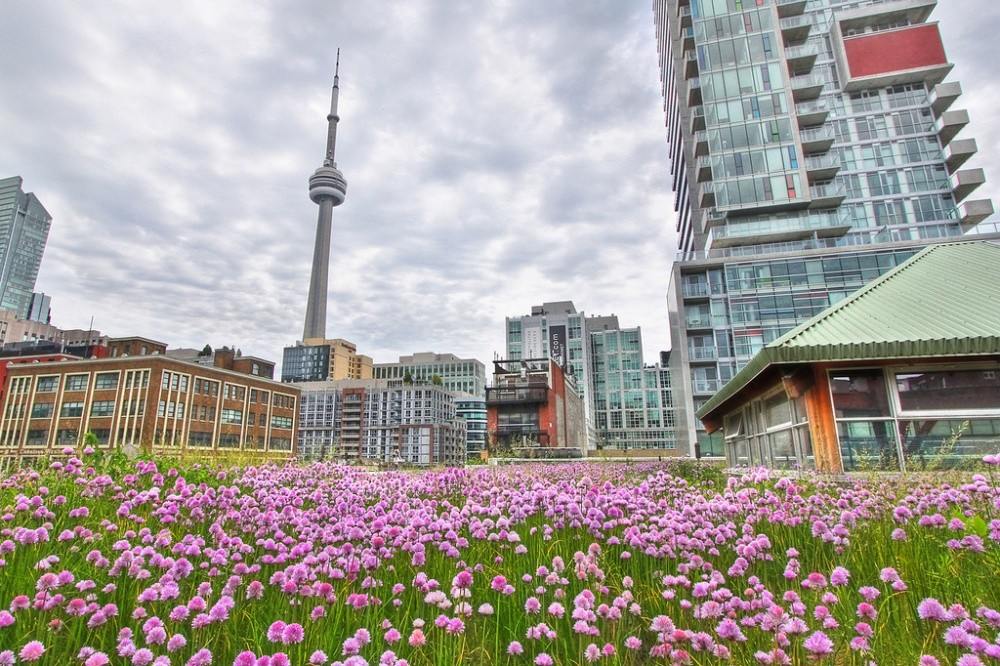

left=302, top=50, right=348, bottom=341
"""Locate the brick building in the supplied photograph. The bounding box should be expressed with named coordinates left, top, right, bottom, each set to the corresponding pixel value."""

left=486, top=358, right=587, bottom=456
left=0, top=355, right=299, bottom=471
left=108, top=337, right=168, bottom=358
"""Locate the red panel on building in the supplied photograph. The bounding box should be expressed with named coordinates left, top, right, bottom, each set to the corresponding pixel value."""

left=844, top=24, right=947, bottom=78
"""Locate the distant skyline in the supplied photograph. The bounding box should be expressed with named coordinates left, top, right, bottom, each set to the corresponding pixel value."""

left=0, top=1, right=997, bottom=368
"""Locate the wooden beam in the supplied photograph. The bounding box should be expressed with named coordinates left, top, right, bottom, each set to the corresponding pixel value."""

left=803, top=364, right=843, bottom=473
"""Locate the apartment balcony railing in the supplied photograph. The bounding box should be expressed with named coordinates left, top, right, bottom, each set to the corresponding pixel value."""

left=684, top=50, right=699, bottom=79
left=790, top=73, right=825, bottom=101
left=809, top=180, right=848, bottom=208
left=688, top=347, right=718, bottom=361
left=795, top=99, right=829, bottom=128
left=709, top=212, right=852, bottom=249
left=486, top=387, right=548, bottom=405
left=687, top=77, right=702, bottom=107
left=800, top=125, right=836, bottom=153
left=681, top=282, right=711, bottom=298
left=784, top=43, right=819, bottom=74
left=804, top=154, right=841, bottom=182
left=780, top=15, right=812, bottom=43
left=685, top=316, right=714, bottom=330
left=692, top=379, right=722, bottom=394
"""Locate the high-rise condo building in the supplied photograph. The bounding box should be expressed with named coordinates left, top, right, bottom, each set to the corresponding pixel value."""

left=0, top=177, right=52, bottom=319
left=589, top=326, right=678, bottom=453
left=653, top=0, right=997, bottom=455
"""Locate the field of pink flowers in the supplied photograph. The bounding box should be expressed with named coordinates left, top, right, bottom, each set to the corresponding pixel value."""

left=0, top=451, right=999, bottom=665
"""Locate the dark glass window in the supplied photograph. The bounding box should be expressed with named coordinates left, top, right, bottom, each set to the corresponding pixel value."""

left=895, top=370, right=1000, bottom=412
left=831, top=370, right=891, bottom=418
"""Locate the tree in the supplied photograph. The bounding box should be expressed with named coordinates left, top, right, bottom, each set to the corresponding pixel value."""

left=431, top=374, right=443, bottom=386
left=403, top=370, right=414, bottom=385
left=199, top=344, right=213, bottom=357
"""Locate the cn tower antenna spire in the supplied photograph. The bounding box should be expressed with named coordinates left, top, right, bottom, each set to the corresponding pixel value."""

left=325, top=49, right=341, bottom=167
left=303, top=51, right=349, bottom=342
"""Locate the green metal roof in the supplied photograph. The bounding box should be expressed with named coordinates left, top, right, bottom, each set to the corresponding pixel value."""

left=696, top=241, right=1000, bottom=421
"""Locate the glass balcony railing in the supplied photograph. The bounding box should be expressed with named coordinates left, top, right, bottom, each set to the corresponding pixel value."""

left=685, top=316, right=713, bottom=329
left=805, top=154, right=839, bottom=170
left=800, top=125, right=836, bottom=144
left=682, top=282, right=711, bottom=298
left=692, top=379, right=722, bottom=394
left=688, top=347, right=718, bottom=361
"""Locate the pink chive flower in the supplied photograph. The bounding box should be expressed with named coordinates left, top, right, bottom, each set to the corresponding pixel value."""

left=507, top=641, right=524, bottom=655
left=281, top=623, right=304, bottom=644
left=85, top=653, right=111, bottom=666
left=803, top=631, right=834, bottom=657
left=19, top=641, right=45, bottom=661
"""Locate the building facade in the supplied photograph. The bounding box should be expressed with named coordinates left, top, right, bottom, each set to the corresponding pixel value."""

left=0, top=177, right=52, bottom=319
left=505, top=303, right=594, bottom=436
left=0, top=356, right=299, bottom=471
left=486, top=359, right=587, bottom=456
left=456, top=397, right=487, bottom=458
left=654, top=0, right=996, bottom=455
left=589, top=327, right=679, bottom=453
left=297, top=379, right=466, bottom=466
left=282, top=338, right=373, bottom=383
left=373, top=352, right=486, bottom=399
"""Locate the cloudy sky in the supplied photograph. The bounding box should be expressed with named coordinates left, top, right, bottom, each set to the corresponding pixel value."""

left=1, top=1, right=997, bottom=370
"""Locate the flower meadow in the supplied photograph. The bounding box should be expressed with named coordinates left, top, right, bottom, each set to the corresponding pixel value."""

left=0, top=452, right=999, bottom=665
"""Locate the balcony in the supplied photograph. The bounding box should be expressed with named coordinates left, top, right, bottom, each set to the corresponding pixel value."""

left=790, top=73, right=825, bottom=102
left=684, top=51, right=699, bottom=80
left=835, top=0, right=938, bottom=33
left=699, top=181, right=716, bottom=208
left=687, top=77, right=703, bottom=107
left=694, top=131, right=710, bottom=157
left=695, top=155, right=713, bottom=182
left=685, top=316, right=714, bottom=331
left=692, top=379, right=722, bottom=395
left=959, top=199, right=995, bottom=230
left=785, top=43, right=819, bottom=75
left=937, top=109, right=969, bottom=146
left=677, top=3, right=692, bottom=29
left=800, top=125, right=836, bottom=153
left=809, top=180, right=847, bottom=209
left=679, top=26, right=695, bottom=52
left=703, top=208, right=728, bottom=230
left=682, top=282, right=711, bottom=299
left=945, top=139, right=977, bottom=175
left=780, top=15, right=812, bottom=43
left=796, top=100, right=829, bottom=128
left=690, top=108, right=706, bottom=133
left=930, top=81, right=962, bottom=116
left=688, top=347, right=718, bottom=362
left=486, top=387, right=548, bottom=406
left=709, top=213, right=851, bottom=249
left=805, top=154, right=841, bottom=183
left=776, top=0, right=807, bottom=17
left=951, top=168, right=986, bottom=204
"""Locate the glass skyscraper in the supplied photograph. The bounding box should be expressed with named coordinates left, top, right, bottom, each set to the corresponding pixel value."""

left=653, top=0, right=996, bottom=455
left=0, top=177, right=52, bottom=319
left=589, top=327, right=677, bottom=451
